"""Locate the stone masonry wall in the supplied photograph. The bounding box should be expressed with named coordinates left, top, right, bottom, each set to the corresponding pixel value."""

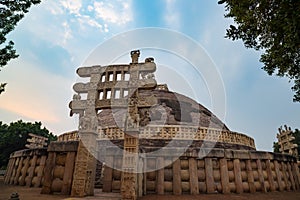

left=4, top=148, right=48, bottom=187
left=102, top=147, right=300, bottom=195
left=41, top=141, right=78, bottom=195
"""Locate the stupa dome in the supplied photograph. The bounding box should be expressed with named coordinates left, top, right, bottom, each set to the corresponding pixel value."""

left=98, top=86, right=229, bottom=131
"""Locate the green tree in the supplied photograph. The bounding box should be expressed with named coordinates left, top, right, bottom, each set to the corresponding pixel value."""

left=0, top=0, right=41, bottom=94
left=218, top=0, right=300, bottom=102
left=273, top=141, right=280, bottom=153
left=0, top=120, right=56, bottom=169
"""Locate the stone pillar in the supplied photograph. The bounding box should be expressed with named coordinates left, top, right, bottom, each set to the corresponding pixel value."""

left=189, top=158, right=199, bottom=194
left=257, top=159, right=266, bottom=192
left=121, top=133, right=139, bottom=200
left=13, top=157, right=23, bottom=185
left=292, top=162, right=300, bottom=189
left=121, top=51, right=157, bottom=200
left=205, top=158, right=214, bottom=193
left=287, top=162, right=296, bottom=190
left=274, top=160, right=284, bottom=191
left=4, top=158, right=15, bottom=184
left=138, top=171, right=143, bottom=197
left=102, top=156, right=114, bottom=192
left=281, top=162, right=290, bottom=191
left=173, top=159, right=182, bottom=195
left=246, top=160, right=256, bottom=193
left=61, top=152, right=76, bottom=194
left=220, top=158, right=230, bottom=194
left=26, top=155, right=38, bottom=187
left=19, top=157, right=30, bottom=186
left=143, top=158, right=147, bottom=196
left=70, top=66, right=101, bottom=197
left=266, top=160, right=275, bottom=191
left=9, top=158, right=18, bottom=184
left=71, top=133, right=97, bottom=197
left=156, top=157, right=165, bottom=195
left=233, top=159, right=243, bottom=194
left=41, top=152, right=56, bottom=194
left=34, top=155, right=47, bottom=187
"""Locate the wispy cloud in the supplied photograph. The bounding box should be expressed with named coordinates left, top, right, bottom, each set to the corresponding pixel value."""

left=164, top=0, right=181, bottom=29
left=93, top=1, right=132, bottom=25
left=21, top=0, right=133, bottom=49
left=62, top=21, right=73, bottom=45
left=61, top=0, right=82, bottom=15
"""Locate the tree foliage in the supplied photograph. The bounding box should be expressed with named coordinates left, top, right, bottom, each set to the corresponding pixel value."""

left=218, top=0, right=300, bottom=102
left=0, top=120, right=56, bottom=169
left=0, top=0, right=41, bottom=94
left=273, top=141, right=280, bottom=153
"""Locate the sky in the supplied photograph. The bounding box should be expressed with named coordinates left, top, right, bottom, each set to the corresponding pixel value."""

left=0, top=0, right=299, bottom=151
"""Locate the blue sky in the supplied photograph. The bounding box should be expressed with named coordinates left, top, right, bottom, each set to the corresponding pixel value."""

left=0, top=0, right=299, bottom=151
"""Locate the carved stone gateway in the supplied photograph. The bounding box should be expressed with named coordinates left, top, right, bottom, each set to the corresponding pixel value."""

left=277, top=125, right=298, bottom=159
left=25, top=133, right=48, bottom=149
left=69, top=50, right=157, bottom=199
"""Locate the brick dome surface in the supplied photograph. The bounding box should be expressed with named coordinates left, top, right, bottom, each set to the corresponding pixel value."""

left=98, top=88, right=229, bottom=131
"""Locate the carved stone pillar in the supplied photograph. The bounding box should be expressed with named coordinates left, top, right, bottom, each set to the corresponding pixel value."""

left=71, top=131, right=97, bottom=196
left=220, top=158, right=230, bottom=194
left=70, top=68, right=100, bottom=197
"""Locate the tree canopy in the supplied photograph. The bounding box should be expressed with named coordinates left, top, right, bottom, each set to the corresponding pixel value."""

left=0, top=0, right=41, bottom=94
left=218, top=0, right=300, bottom=102
left=0, top=120, right=56, bottom=169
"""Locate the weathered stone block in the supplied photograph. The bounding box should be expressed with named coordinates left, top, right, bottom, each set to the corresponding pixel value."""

left=249, top=151, right=273, bottom=160
left=47, top=141, right=79, bottom=152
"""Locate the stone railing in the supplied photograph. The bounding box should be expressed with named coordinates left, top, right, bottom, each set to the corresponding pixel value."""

left=97, top=125, right=256, bottom=149
left=102, top=147, right=300, bottom=195
left=4, top=148, right=48, bottom=187
left=41, top=141, right=79, bottom=195
left=57, top=130, right=79, bottom=142
left=57, top=125, right=255, bottom=149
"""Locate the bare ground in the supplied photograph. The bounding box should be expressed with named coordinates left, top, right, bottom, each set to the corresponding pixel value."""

left=1, top=176, right=300, bottom=200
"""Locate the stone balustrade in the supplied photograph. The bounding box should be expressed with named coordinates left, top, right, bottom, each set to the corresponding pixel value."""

left=57, top=131, right=79, bottom=142
left=101, top=147, right=300, bottom=195
left=4, top=148, right=48, bottom=188
left=98, top=125, right=256, bottom=149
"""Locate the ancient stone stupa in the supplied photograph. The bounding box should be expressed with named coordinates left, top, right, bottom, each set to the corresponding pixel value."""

left=4, top=50, right=300, bottom=200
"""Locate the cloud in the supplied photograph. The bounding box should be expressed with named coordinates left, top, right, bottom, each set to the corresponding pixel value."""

left=164, top=0, right=181, bottom=29
left=61, top=0, right=82, bottom=15
left=94, top=1, right=132, bottom=25
left=17, top=0, right=133, bottom=52
left=62, top=21, right=73, bottom=45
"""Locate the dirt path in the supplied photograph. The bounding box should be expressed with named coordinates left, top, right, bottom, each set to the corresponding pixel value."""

left=1, top=176, right=300, bottom=200
left=140, top=192, right=300, bottom=200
